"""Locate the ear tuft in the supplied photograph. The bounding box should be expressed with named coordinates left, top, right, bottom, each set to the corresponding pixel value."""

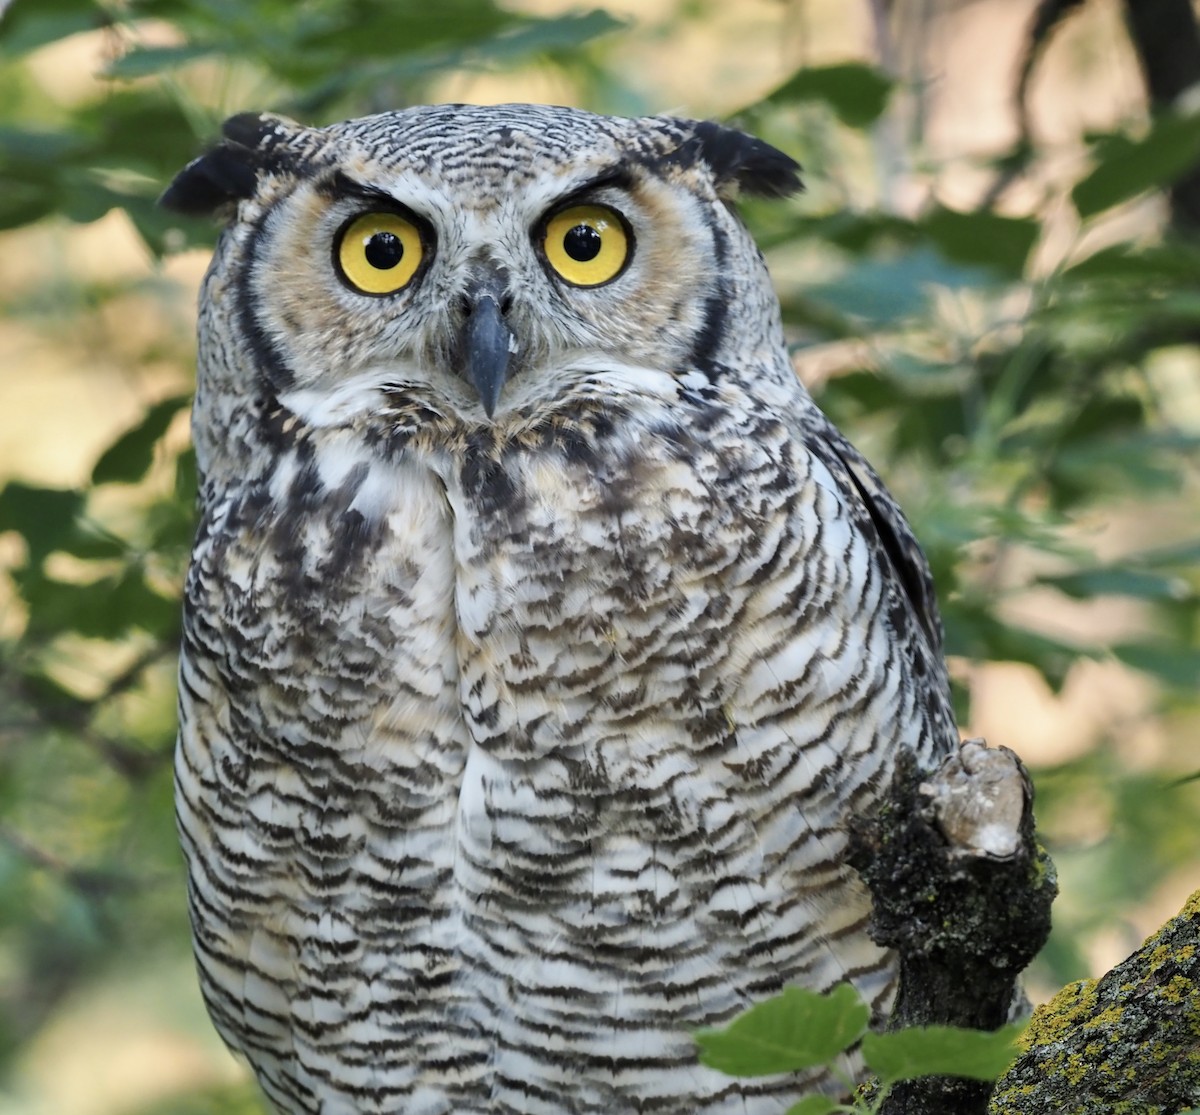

left=159, top=112, right=304, bottom=217
left=220, top=111, right=283, bottom=148
left=158, top=147, right=258, bottom=217
left=688, top=120, right=803, bottom=200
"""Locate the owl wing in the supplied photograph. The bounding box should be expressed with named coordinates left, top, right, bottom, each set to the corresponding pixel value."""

left=799, top=406, right=949, bottom=682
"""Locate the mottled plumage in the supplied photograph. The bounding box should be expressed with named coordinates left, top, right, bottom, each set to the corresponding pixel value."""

left=166, top=103, right=957, bottom=1115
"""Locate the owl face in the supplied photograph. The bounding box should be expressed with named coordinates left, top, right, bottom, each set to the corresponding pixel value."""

left=163, top=104, right=801, bottom=428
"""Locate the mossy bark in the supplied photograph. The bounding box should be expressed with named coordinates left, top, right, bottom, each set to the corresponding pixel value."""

left=989, top=889, right=1200, bottom=1114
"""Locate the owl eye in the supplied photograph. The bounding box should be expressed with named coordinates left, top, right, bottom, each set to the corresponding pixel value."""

left=335, top=211, right=425, bottom=295
left=541, top=204, right=631, bottom=288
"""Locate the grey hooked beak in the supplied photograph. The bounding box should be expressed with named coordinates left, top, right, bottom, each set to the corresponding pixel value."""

left=461, top=270, right=514, bottom=418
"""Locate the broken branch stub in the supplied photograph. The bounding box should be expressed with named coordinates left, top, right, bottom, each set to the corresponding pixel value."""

left=849, top=739, right=1057, bottom=1115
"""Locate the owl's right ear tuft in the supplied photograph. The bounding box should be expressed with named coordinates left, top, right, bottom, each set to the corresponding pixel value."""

left=687, top=120, right=803, bottom=201
left=159, top=112, right=304, bottom=217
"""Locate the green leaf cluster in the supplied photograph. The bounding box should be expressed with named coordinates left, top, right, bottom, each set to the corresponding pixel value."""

left=695, top=984, right=1023, bottom=1114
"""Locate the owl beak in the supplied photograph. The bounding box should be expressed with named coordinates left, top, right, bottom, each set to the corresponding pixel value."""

left=462, top=279, right=514, bottom=418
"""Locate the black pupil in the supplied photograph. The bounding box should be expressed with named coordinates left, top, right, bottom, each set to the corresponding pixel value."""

left=364, top=231, right=404, bottom=270
left=563, top=223, right=602, bottom=262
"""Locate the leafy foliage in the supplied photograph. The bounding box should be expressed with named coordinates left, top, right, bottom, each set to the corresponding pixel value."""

left=0, top=0, right=1197, bottom=1110
left=694, top=985, right=1022, bottom=1113
left=694, top=984, right=870, bottom=1076
left=861, top=1025, right=1024, bottom=1086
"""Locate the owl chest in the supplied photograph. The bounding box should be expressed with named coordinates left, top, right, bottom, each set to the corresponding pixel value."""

left=181, top=422, right=898, bottom=1036
left=186, top=423, right=832, bottom=872
left=195, top=435, right=774, bottom=720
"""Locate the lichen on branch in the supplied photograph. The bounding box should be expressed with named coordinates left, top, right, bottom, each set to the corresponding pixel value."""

left=990, top=888, right=1200, bottom=1115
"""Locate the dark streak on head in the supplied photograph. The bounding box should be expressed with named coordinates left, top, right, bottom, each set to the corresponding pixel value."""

left=236, top=205, right=297, bottom=392
left=690, top=222, right=732, bottom=374
left=318, top=170, right=402, bottom=209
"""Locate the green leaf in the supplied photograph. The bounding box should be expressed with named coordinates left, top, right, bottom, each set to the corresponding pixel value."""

left=1168, top=770, right=1200, bottom=788
left=783, top=212, right=919, bottom=256
left=0, top=178, right=58, bottom=229
left=1112, top=642, right=1200, bottom=688
left=0, top=0, right=109, bottom=56
left=125, top=193, right=218, bottom=257
left=1073, top=111, right=1200, bottom=218
left=1042, top=566, right=1191, bottom=602
left=1050, top=430, right=1188, bottom=506
left=175, top=446, right=198, bottom=505
left=293, top=1, right=621, bottom=65
left=22, top=566, right=178, bottom=640
left=91, top=395, right=191, bottom=485
left=287, top=8, right=623, bottom=114
left=0, top=483, right=84, bottom=564
left=862, top=1023, right=1024, bottom=1085
left=103, top=43, right=223, bottom=79
left=0, top=127, right=94, bottom=229
left=55, top=521, right=129, bottom=561
left=1064, top=241, right=1200, bottom=281
left=923, top=206, right=1040, bottom=278
left=785, top=1097, right=840, bottom=1115
left=757, top=63, right=893, bottom=128
left=694, top=984, right=870, bottom=1077
left=0, top=127, right=92, bottom=166
left=75, top=92, right=204, bottom=178
left=942, top=603, right=1087, bottom=690
left=1131, top=536, right=1200, bottom=570
left=811, top=245, right=993, bottom=325
left=290, top=0, right=513, bottom=59
left=472, top=8, right=624, bottom=61
left=17, top=669, right=91, bottom=719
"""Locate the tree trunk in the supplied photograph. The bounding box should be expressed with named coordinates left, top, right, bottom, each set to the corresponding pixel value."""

left=1123, top=0, right=1200, bottom=229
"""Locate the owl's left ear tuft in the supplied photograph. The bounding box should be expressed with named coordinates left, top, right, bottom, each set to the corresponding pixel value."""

left=159, top=112, right=305, bottom=217
left=687, top=121, right=803, bottom=200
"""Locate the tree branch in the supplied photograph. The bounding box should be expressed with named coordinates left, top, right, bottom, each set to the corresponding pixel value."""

left=849, top=740, right=1057, bottom=1115
left=990, top=887, right=1200, bottom=1112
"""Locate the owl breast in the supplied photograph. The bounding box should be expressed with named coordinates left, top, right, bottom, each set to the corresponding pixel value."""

left=176, top=378, right=943, bottom=1115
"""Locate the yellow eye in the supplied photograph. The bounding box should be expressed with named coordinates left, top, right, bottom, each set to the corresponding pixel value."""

left=335, top=211, right=425, bottom=295
left=542, top=204, right=631, bottom=287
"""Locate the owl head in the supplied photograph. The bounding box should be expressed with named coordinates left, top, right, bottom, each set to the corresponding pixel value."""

left=163, top=104, right=801, bottom=445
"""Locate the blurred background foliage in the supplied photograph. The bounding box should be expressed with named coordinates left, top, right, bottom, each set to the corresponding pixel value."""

left=0, top=0, right=1198, bottom=1111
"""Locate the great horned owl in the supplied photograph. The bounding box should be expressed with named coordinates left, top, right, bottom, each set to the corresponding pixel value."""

left=163, top=103, right=957, bottom=1115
